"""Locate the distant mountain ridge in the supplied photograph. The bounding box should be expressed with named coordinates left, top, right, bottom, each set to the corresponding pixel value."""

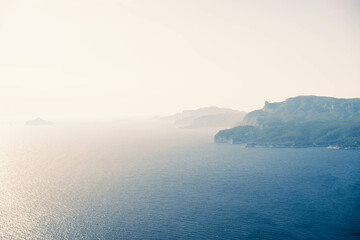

left=163, top=107, right=246, bottom=129
left=25, top=118, right=53, bottom=126
left=215, top=96, right=360, bottom=149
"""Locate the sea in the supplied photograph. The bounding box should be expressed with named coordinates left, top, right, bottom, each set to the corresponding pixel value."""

left=1, top=120, right=359, bottom=240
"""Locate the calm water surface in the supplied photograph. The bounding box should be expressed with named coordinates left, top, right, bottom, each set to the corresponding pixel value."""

left=1, top=122, right=360, bottom=239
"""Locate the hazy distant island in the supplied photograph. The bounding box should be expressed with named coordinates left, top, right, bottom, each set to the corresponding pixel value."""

left=162, top=106, right=246, bottom=129
left=25, top=118, right=53, bottom=126
left=215, top=96, right=360, bottom=149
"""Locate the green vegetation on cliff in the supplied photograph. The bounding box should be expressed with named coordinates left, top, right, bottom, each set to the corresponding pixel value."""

left=215, top=121, right=360, bottom=148
left=215, top=96, right=360, bottom=148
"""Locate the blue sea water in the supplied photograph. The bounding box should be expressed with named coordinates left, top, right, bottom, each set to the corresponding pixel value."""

left=0, top=122, right=360, bottom=239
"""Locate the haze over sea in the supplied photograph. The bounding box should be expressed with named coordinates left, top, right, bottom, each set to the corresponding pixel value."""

left=1, top=120, right=360, bottom=240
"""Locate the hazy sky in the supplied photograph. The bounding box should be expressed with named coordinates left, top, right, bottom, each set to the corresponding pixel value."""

left=0, top=0, right=359, bottom=119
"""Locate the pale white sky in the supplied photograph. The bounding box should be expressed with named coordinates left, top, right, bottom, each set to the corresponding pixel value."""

left=0, top=0, right=359, bottom=119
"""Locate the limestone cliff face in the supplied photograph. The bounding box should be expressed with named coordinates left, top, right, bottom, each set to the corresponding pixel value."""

left=215, top=96, right=360, bottom=148
left=241, top=96, right=360, bottom=126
